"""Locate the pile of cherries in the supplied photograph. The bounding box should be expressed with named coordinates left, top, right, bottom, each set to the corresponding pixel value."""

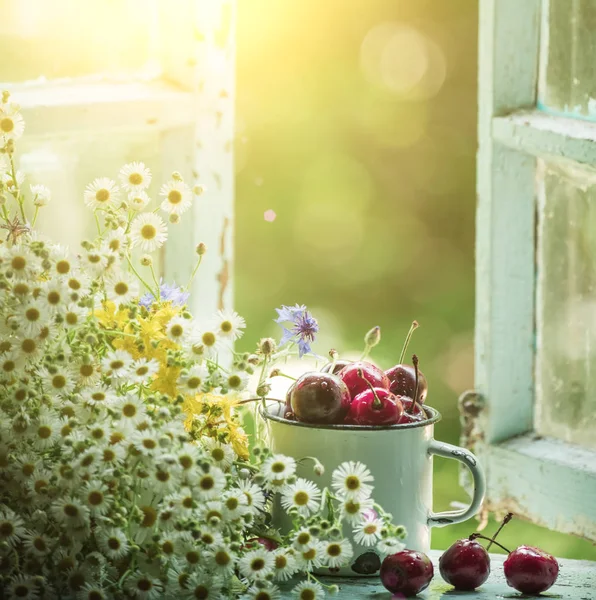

left=380, top=513, right=560, bottom=596
left=285, top=322, right=428, bottom=426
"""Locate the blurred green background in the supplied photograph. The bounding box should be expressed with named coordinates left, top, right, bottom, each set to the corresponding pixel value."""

left=235, top=0, right=596, bottom=560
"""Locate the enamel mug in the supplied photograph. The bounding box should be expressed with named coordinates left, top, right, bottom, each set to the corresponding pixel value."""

left=261, top=403, right=485, bottom=577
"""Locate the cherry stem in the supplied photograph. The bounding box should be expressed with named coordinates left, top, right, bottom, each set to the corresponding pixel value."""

left=408, top=354, right=420, bottom=415
left=469, top=533, right=511, bottom=554
left=486, top=512, right=513, bottom=551
left=398, top=320, right=419, bottom=365
left=358, top=368, right=383, bottom=409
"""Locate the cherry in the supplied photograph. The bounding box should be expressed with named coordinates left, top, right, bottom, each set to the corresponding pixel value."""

left=380, top=549, right=434, bottom=596
left=397, top=356, right=427, bottom=424
left=339, top=361, right=389, bottom=400
left=321, top=358, right=352, bottom=376
left=439, top=538, right=490, bottom=591
left=290, top=372, right=351, bottom=424
left=385, top=321, right=428, bottom=404
left=504, top=546, right=559, bottom=595
left=347, top=375, right=403, bottom=426
left=284, top=382, right=295, bottom=419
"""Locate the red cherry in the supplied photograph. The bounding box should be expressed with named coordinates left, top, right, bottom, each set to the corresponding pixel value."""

left=321, top=358, right=352, bottom=375
left=380, top=549, right=434, bottom=596
left=348, top=387, right=403, bottom=426
left=385, top=364, right=428, bottom=404
left=290, top=372, right=351, bottom=424
left=504, top=546, right=559, bottom=595
left=339, top=361, right=389, bottom=399
left=439, top=538, right=490, bottom=591
left=397, top=396, right=426, bottom=421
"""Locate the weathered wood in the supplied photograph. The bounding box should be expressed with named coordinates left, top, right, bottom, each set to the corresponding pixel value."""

left=279, top=550, right=596, bottom=599
left=493, top=110, right=596, bottom=165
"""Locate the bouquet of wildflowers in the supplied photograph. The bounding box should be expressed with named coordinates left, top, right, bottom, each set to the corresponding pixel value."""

left=0, top=93, right=405, bottom=600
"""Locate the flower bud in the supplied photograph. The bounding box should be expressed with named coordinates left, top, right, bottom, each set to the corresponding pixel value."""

left=269, top=368, right=281, bottom=378
left=256, top=383, right=271, bottom=398
left=193, top=184, right=206, bottom=195
left=171, top=171, right=183, bottom=181
left=247, top=354, right=260, bottom=366
left=169, top=213, right=181, bottom=225
left=258, top=338, right=277, bottom=356
left=140, top=255, right=153, bottom=267
left=364, top=325, right=381, bottom=348
left=313, top=460, right=325, bottom=476
left=328, top=585, right=340, bottom=595
left=196, top=242, right=207, bottom=255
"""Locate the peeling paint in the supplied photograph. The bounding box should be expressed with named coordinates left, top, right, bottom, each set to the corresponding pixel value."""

left=217, top=217, right=230, bottom=310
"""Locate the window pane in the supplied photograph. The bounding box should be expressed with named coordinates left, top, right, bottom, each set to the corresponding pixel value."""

left=538, top=0, right=596, bottom=120
left=536, top=159, right=596, bottom=449
left=0, top=0, right=157, bottom=82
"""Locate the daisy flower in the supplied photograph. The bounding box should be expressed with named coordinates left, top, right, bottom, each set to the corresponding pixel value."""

left=84, top=177, right=119, bottom=210
left=101, top=349, right=133, bottom=379
left=119, top=161, right=152, bottom=192
left=195, top=466, right=227, bottom=500
left=202, top=437, right=235, bottom=470
left=63, top=303, right=89, bottom=329
left=51, top=497, right=90, bottom=528
left=82, top=482, right=112, bottom=515
left=160, top=180, right=192, bottom=215
left=281, top=478, right=321, bottom=517
left=6, top=576, right=38, bottom=600
left=16, top=334, right=43, bottom=362
left=184, top=571, right=224, bottom=600
left=98, top=528, right=130, bottom=559
left=377, top=536, right=406, bottom=556
left=165, top=315, right=190, bottom=342
left=238, top=547, right=275, bottom=581
left=102, top=227, right=128, bottom=255
left=178, top=364, right=209, bottom=395
left=0, top=106, right=25, bottom=140
left=71, top=361, right=100, bottom=387
left=188, top=327, right=221, bottom=359
left=323, top=538, right=354, bottom=569
left=236, top=480, right=266, bottom=512
left=129, top=358, right=159, bottom=384
left=130, top=213, right=168, bottom=252
left=339, top=495, right=374, bottom=525
left=292, top=581, right=325, bottom=600
left=207, top=544, right=236, bottom=577
left=128, top=191, right=151, bottom=211
left=81, top=249, right=109, bottom=276
left=41, top=366, right=75, bottom=398
left=294, top=541, right=326, bottom=570
left=7, top=246, right=38, bottom=280
left=212, top=309, right=245, bottom=340
left=272, top=549, right=298, bottom=582
left=331, top=461, right=374, bottom=501
left=221, top=489, right=249, bottom=520
left=132, top=429, right=161, bottom=456
left=40, top=280, right=68, bottom=313
left=242, top=583, right=281, bottom=600
left=105, top=271, right=140, bottom=306
left=114, top=394, right=147, bottom=425
left=30, top=183, right=51, bottom=206
left=262, top=454, right=296, bottom=487
left=22, top=530, right=51, bottom=557
left=226, top=371, right=249, bottom=392
left=175, top=442, right=202, bottom=472
left=32, top=409, right=60, bottom=450
left=292, top=528, right=315, bottom=552
left=78, top=584, right=109, bottom=600
left=16, top=300, right=48, bottom=336
left=81, top=386, right=117, bottom=407
left=125, top=570, right=163, bottom=600
left=0, top=509, right=25, bottom=546
left=353, top=516, right=384, bottom=546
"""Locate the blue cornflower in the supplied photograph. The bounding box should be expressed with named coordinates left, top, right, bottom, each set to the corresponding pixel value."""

left=139, top=281, right=190, bottom=309
left=275, top=304, right=319, bottom=357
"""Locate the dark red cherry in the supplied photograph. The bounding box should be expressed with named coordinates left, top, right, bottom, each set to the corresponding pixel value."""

left=321, top=359, right=352, bottom=376
left=290, top=372, right=351, bottom=424
left=439, top=538, right=490, bottom=591
left=399, top=396, right=426, bottom=418
left=347, top=388, right=403, bottom=426
left=385, top=364, right=428, bottom=404
left=284, top=383, right=295, bottom=419
left=504, top=546, right=559, bottom=595
left=339, top=361, right=389, bottom=399
left=380, top=550, right=434, bottom=596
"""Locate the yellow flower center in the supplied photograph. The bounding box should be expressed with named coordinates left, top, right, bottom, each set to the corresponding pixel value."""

left=228, top=375, right=241, bottom=388
left=302, top=548, right=316, bottom=560
left=300, top=590, right=315, bottom=600
left=143, top=439, right=156, bottom=449
left=194, top=586, right=209, bottom=600
left=88, top=254, right=101, bottom=264
left=107, top=537, right=121, bottom=550
left=92, top=392, right=106, bottom=402
left=47, top=291, right=61, bottom=305
left=364, top=523, right=377, bottom=535
left=80, top=364, right=94, bottom=377
left=200, top=475, right=214, bottom=490
left=202, top=332, right=216, bottom=346
left=88, top=491, right=104, bottom=506
left=251, top=558, right=266, bottom=571
left=271, top=462, right=285, bottom=474
left=95, top=189, right=110, bottom=203
left=186, top=550, right=200, bottom=564
left=294, top=491, right=309, bottom=506
left=221, top=320, right=233, bottom=332
left=215, top=551, right=230, bottom=566
left=179, top=455, right=193, bottom=469
left=13, top=283, right=29, bottom=295
left=275, top=555, right=287, bottom=569
left=122, top=404, right=137, bottom=418
left=0, top=117, right=14, bottom=133
left=129, top=172, right=143, bottom=185
left=225, top=497, right=238, bottom=510
left=186, top=376, right=201, bottom=389
left=297, top=533, right=310, bottom=545
left=114, top=282, right=129, bottom=296
left=141, top=224, right=157, bottom=240
left=33, top=537, right=47, bottom=552
left=212, top=448, right=224, bottom=461
left=64, top=504, right=79, bottom=518
left=25, top=307, right=40, bottom=322
left=56, top=260, right=70, bottom=274
left=52, top=375, right=66, bottom=389
left=109, top=239, right=120, bottom=251
left=136, top=366, right=149, bottom=376
left=345, top=500, right=359, bottom=514
left=21, top=339, right=36, bottom=354
left=141, top=506, right=157, bottom=527
left=327, top=543, right=341, bottom=556
left=11, top=256, right=26, bottom=270
left=68, top=278, right=81, bottom=290
left=168, top=190, right=182, bottom=204
left=346, top=476, right=360, bottom=490
left=66, top=313, right=78, bottom=325
left=38, top=425, right=52, bottom=439
left=170, top=324, right=183, bottom=338
left=22, top=463, right=35, bottom=476
left=2, top=361, right=14, bottom=373
left=0, top=521, right=14, bottom=536
left=110, top=360, right=124, bottom=370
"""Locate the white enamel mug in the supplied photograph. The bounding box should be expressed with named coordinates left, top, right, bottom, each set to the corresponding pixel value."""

left=261, top=403, right=485, bottom=577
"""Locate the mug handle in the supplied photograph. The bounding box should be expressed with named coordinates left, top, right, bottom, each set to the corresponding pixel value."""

left=427, top=439, right=486, bottom=527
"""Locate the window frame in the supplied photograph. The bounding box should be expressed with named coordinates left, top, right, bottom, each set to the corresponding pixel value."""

left=474, top=0, right=596, bottom=541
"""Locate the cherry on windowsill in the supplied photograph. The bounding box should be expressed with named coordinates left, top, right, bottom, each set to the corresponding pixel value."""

left=339, top=361, right=389, bottom=399
left=504, top=546, right=559, bottom=595
left=290, top=372, right=351, bottom=424
left=380, top=549, right=434, bottom=596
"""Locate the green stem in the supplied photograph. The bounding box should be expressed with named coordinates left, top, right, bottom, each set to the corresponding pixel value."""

left=9, top=154, right=26, bottom=223
left=126, top=255, right=156, bottom=295
left=398, top=320, right=419, bottom=365
left=31, top=206, right=39, bottom=227
left=185, top=255, right=203, bottom=292
left=149, top=264, right=161, bottom=300
left=95, top=212, right=102, bottom=237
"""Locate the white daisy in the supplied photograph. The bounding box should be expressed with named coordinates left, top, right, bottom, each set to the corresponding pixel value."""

left=101, top=349, right=133, bottom=379
left=353, top=517, right=384, bottom=547
left=242, top=583, right=281, bottom=600
left=71, top=361, right=100, bottom=387
left=129, top=358, right=159, bottom=384
left=323, top=538, right=354, bottom=569
left=272, top=549, right=298, bottom=582
left=30, top=184, right=51, bottom=206
left=16, top=334, right=43, bottom=363
left=32, top=409, right=60, bottom=450
left=165, top=315, right=190, bottom=343
left=132, top=429, right=161, bottom=456
left=331, top=461, right=374, bottom=501
left=226, top=371, right=249, bottom=392
left=82, top=482, right=112, bottom=515
left=237, top=480, right=266, bottom=513
left=188, top=327, right=221, bottom=359
left=16, top=300, right=49, bottom=336
left=0, top=352, right=20, bottom=381
left=114, top=394, right=147, bottom=425
left=177, top=364, right=209, bottom=395
left=195, top=466, right=227, bottom=500
left=84, top=177, right=120, bottom=210
left=294, top=541, right=326, bottom=570
left=102, top=227, right=128, bottom=255
left=40, top=280, right=68, bottom=313
left=22, top=530, right=51, bottom=557
left=281, top=478, right=321, bottom=517
left=63, top=303, right=89, bottom=329
left=160, top=180, right=192, bottom=215
left=0, top=509, right=25, bottom=546
left=51, top=497, right=90, bottom=528
left=262, top=454, right=296, bottom=488
left=119, top=161, right=152, bottom=192
left=125, top=570, right=163, bottom=600
left=292, top=581, right=325, bottom=600
left=202, top=437, right=235, bottom=470
left=212, top=309, right=245, bottom=340
left=128, top=191, right=151, bottom=211
left=7, top=246, right=38, bottom=280
left=98, top=528, right=130, bottom=559
left=238, top=547, right=275, bottom=581
left=41, top=366, right=75, bottom=398
left=292, top=528, right=315, bottom=552
left=221, top=490, right=249, bottom=520
left=77, top=583, right=108, bottom=600
left=151, top=462, right=181, bottom=494
left=207, top=544, right=237, bottom=577
left=105, top=271, right=139, bottom=306
left=81, top=386, right=117, bottom=407
left=184, top=571, right=224, bottom=600
left=175, top=442, right=202, bottom=472
left=81, top=249, right=109, bottom=276
left=130, top=213, right=168, bottom=252
left=339, top=495, right=374, bottom=525
left=0, top=107, right=25, bottom=140
left=6, top=575, right=38, bottom=600
left=377, top=536, right=406, bottom=556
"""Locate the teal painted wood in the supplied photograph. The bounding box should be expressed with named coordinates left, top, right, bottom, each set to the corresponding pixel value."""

left=493, top=110, right=596, bottom=165
left=278, top=551, right=596, bottom=598
left=476, top=0, right=541, bottom=445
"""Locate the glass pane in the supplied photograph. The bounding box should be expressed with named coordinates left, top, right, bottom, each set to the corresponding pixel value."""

left=536, top=159, right=596, bottom=449
left=539, top=0, right=596, bottom=120
left=0, top=0, right=158, bottom=82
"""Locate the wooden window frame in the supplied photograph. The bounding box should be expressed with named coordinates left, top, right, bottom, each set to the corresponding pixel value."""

left=474, top=0, right=596, bottom=540
left=3, top=0, right=235, bottom=320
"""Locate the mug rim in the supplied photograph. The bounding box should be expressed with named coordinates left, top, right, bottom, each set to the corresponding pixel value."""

left=260, top=402, right=441, bottom=431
